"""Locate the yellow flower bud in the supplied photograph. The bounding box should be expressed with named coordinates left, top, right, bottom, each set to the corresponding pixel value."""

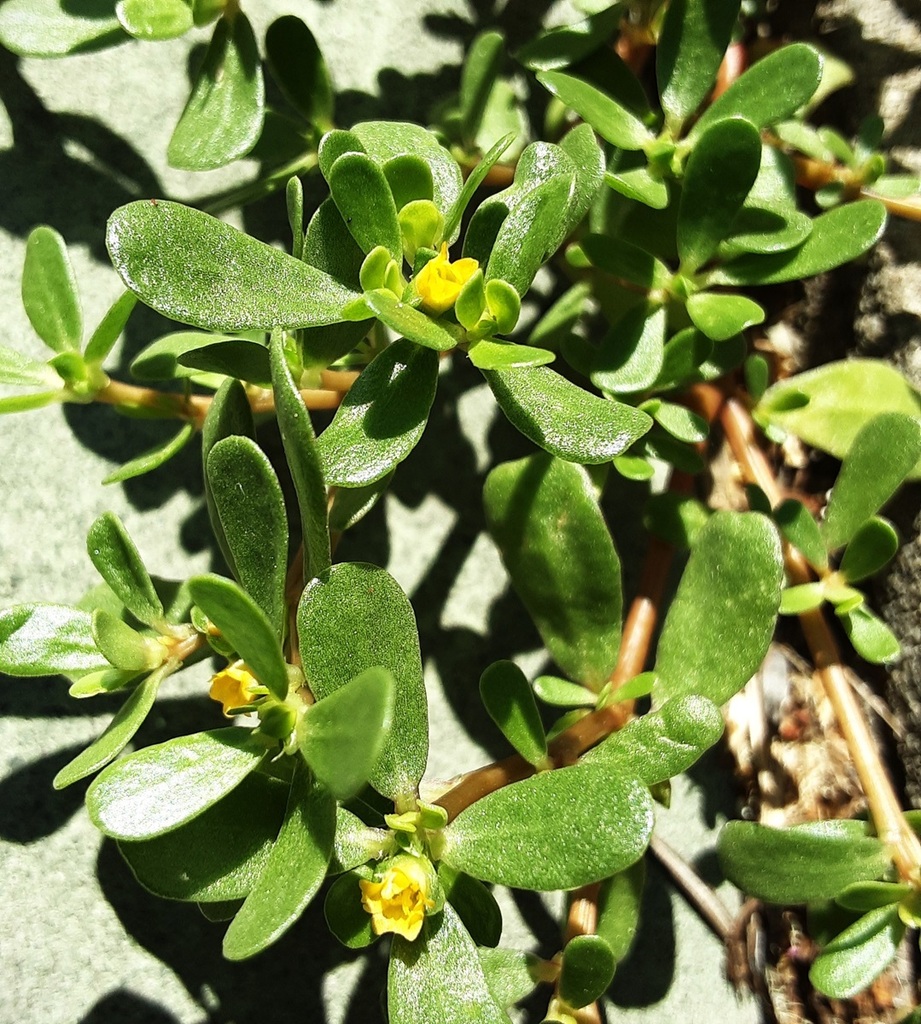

left=414, top=242, right=479, bottom=316
left=209, top=662, right=261, bottom=716
left=359, top=855, right=435, bottom=942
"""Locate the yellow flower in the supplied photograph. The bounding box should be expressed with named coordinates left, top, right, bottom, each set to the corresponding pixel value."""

left=359, top=855, right=435, bottom=942
left=415, top=242, right=479, bottom=316
left=209, top=662, right=261, bottom=716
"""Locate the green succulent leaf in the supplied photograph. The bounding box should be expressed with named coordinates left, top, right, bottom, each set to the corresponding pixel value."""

left=188, top=574, right=289, bottom=702
left=559, top=934, right=617, bottom=1009
left=177, top=340, right=271, bottom=385
left=129, top=330, right=240, bottom=382
left=578, top=234, right=670, bottom=290
left=643, top=493, right=710, bottom=549
left=537, top=70, right=653, bottom=150
left=330, top=808, right=394, bottom=875
left=837, top=605, right=901, bottom=664
left=779, top=583, right=825, bottom=615
left=597, top=859, right=646, bottom=963
left=328, top=471, right=394, bottom=534
left=441, top=763, right=653, bottom=889
left=167, top=11, right=264, bottom=170
left=107, top=201, right=359, bottom=333
left=363, top=289, right=459, bottom=351
left=317, top=338, right=439, bottom=486
left=117, top=772, right=289, bottom=902
left=822, top=413, right=921, bottom=551
left=484, top=453, right=623, bottom=690
left=86, top=513, right=165, bottom=627
left=468, top=340, right=554, bottom=370
left=116, top=0, right=192, bottom=40
left=84, top=290, right=137, bottom=365
left=718, top=820, right=891, bottom=904
left=223, top=761, right=335, bottom=960
left=517, top=6, right=622, bottom=70
left=459, top=29, right=505, bottom=142
left=206, top=436, right=288, bottom=637
left=442, top=132, right=516, bottom=244
left=298, top=563, right=427, bottom=802
left=809, top=906, right=905, bottom=1000
left=87, top=727, right=266, bottom=841
left=836, top=881, right=911, bottom=913
left=533, top=676, right=597, bottom=708
left=53, top=668, right=164, bottom=789
left=774, top=499, right=828, bottom=571
left=328, top=152, right=403, bottom=260
left=685, top=293, right=765, bottom=342
left=605, top=162, right=669, bottom=209
left=264, top=15, right=333, bottom=130
left=0, top=603, right=109, bottom=676
left=22, top=225, right=83, bottom=353
left=479, top=660, right=547, bottom=766
left=439, top=864, right=502, bottom=948
left=592, top=304, right=666, bottom=395
left=654, top=511, right=783, bottom=706
left=92, top=610, right=164, bottom=672
left=0, top=346, right=53, bottom=388
left=0, top=0, right=124, bottom=56
left=269, top=334, right=331, bottom=582
left=839, top=517, right=899, bottom=584
left=477, top=948, right=542, bottom=1009
left=482, top=366, right=652, bottom=464
left=324, top=867, right=377, bottom=948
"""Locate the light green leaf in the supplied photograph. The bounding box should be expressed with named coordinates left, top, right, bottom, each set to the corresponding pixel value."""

left=537, top=70, right=653, bottom=150
left=810, top=906, right=905, bottom=1000
left=107, top=201, right=360, bottom=333
left=92, top=610, right=164, bottom=672
left=0, top=603, right=108, bottom=676
left=298, top=563, right=427, bottom=802
left=478, top=948, right=542, bottom=1009
left=774, top=498, right=828, bottom=570
left=779, top=583, right=825, bottom=615
left=718, top=819, right=891, bottom=904
left=605, top=165, right=669, bottom=209
left=223, top=760, right=335, bottom=960
left=206, top=437, right=288, bottom=636
left=0, top=0, right=123, bottom=56
left=84, top=291, right=137, bottom=364
left=836, top=881, right=911, bottom=913
left=265, top=15, right=333, bottom=130
left=482, top=366, right=652, bottom=464
left=459, top=29, right=505, bottom=142
left=822, top=413, right=921, bottom=551
left=479, top=661, right=547, bottom=766
left=686, top=292, right=765, bottom=341
left=118, top=772, right=289, bottom=901
left=533, top=675, right=597, bottom=708
left=645, top=399, right=708, bottom=443
left=188, top=574, right=289, bottom=702
left=484, top=453, right=622, bottom=689
left=838, top=605, right=901, bottom=664
left=442, top=132, right=515, bottom=244
left=22, top=225, right=82, bottom=353
left=87, top=727, right=266, bottom=840
left=363, top=289, right=459, bottom=351
left=317, top=339, right=439, bottom=486
left=388, top=903, right=510, bottom=1024
left=839, top=518, right=899, bottom=584
left=330, top=807, right=394, bottom=875
left=467, top=340, right=555, bottom=370
left=441, top=763, right=653, bottom=889
left=300, top=666, right=395, bottom=800
left=168, top=11, right=264, bottom=170
left=654, top=511, right=783, bottom=706
left=592, top=303, right=666, bottom=395
left=328, top=152, right=403, bottom=260
left=86, top=512, right=164, bottom=627
left=0, top=346, right=53, bottom=388
left=559, top=934, right=616, bottom=1009
left=116, top=0, right=192, bottom=40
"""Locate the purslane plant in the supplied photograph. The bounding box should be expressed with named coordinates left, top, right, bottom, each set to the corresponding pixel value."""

left=2, top=1, right=921, bottom=1020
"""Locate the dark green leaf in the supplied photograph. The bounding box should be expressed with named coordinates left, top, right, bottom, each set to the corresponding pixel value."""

left=0, top=0, right=123, bottom=56
left=168, top=12, right=264, bottom=170
left=460, top=29, right=505, bottom=141
left=129, top=330, right=239, bottom=381
left=0, top=603, right=108, bottom=676
left=317, top=339, right=439, bottom=486
left=265, top=15, right=333, bottom=129
left=178, top=340, right=271, bottom=385
left=54, top=669, right=163, bottom=789
left=325, top=868, right=376, bottom=948
left=838, top=605, right=901, bottom=664
left=517, top=7, right=622, bottom=71
left=439, top=864, right=502, bottom=948
left=86, top=512, right=165, bottom=627
left=482, top=366, right=651, bottom=464
left=87, top=727, right=266, bottom=840
left=442, top=132, right=516, bottom=244
left=385, top=157, right=435, bottom=211
left=643, top=493, right=710, bottom=549
left=484, top=453, right=623, bottom=689
left=822, top=413, right=921, bottom=551
left=597, top=859, right=646, bottom=963
left=836, top=881, right=911, bottom=913
left=579, top=234, right=670, bottom=290
left=116, top=0, right=192, bottom=40
left=774, top=499, right=828, bottom=570
left=22, top=225, right=82, bottom=353
left=657, top=0, right=741, bottom=129
left=718, top=819, right=891, bottom=904
left=224, top=761, right=335, bottom=959
left=188, top=574, right=289, bottom=702
left=363, top=289, right=458, bottom=352
left=84, top=290, right=137, bottom=364
left=592, top=304, right=666, bottom=395
left=298, top=563, right=427, bottom=801
left=559, top=934, right=616, bottom=1008
left=328, top=152, right=402, bottom=260
left=328, top=471, right=394, bottom=533
left=810, top=906, right=904, bottom=1000
left=479, top=660, right=547, bottom=766
left=441, top=763, right=653, bottom=889
left=206, top=437, right=288, bottom=636
left=478, top=947, right=541, bottom=1009
left=654, top=511, right=783, bottom=705
left=686, top=292, right=765, bottom=341
left=537, top=70, right=653, bottom=150
left=107, top=201, right=360, bottom=333
left=118, top=772, right=288, bottom=901
left=839, top=518, right=899, bottom=584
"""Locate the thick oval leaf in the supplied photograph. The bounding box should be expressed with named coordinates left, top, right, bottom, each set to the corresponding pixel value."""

left=298, top=563, right=427, bottom=801
left=579, top=234, right=670, bottom=290
left=167, top=12, right=264, bottom=170
left=86, top=512, right=164, bottom=627
left=838, top=605, right=901, bottom=664
left=718, top=820, right=891, bottom=904
left=533, top=675, right=597, bottom=708
left=22, top=225, right=82, bottom=353
left=597, top=859, right=646, bottom=963
left=477, top=948, right=542, bottom=1009
left=537, top=70, right=653, bottom=150
left=0, top=603, right=108, bottom=676
left=810, top=906, right=905, bottom=1000
left=300, top=666, right=396, bottom=800
left=592, top=304, right=666, bottom=395
left=439, top=864, right=502, bottom=948
left=479, top=660, right=547, bottom=766
left=484, top=453, right=622, bottom=689
left=264, top=15, right=333, bottom=129
left=389, top=903, right=509, bottom=1024
left=584, top=695, right=724, bottom=784
left=330, top=807, right=394, bottom=875
left=654, top=511, right=783, bottom=706
left=755, top=360, right=921, bottom=476
left=223, top=762, right=335, bottom=960
left=178, top=340, right=271, bottom=384
left=92, top=609, right=163, bottom=671
left=691, top=43, right=823, bottom=138
left=87, top=728, right=266, bottom=840
left=317, top=339, right=439, bottom=486
left=129, top=330, right=241, bottom=381
left=482, top=366, right=652, bottom=464
left=324, top=868, right=377, bottom=948
left=116, top=0, right=192, bottom=40
left=118, top=772, right=288, bottom=902
left=363, top=289, right=459, bottom=352
left=328, top=152, right=402, bottom=260
left=207, top=436, right=288, bottom=637
left=269, top=335, right=331, bottom=582
left=822, top=413, right=921, bottom=551
left=53, top=670, right=163, bottom=789
left=678, top=118, right=762, bottom=273
left=708, top=201, right=887, bottom=287
left=102, top=423, right=195, bottom=486
left=441, top=763, right=654, bottom=889
left=107, top=201, right=359, bottom=333
left=328, top=471, right=394, bottom=533
left=774, top=498, right=829, bottom=570
left=657, top=0, right=741, bottom=128
left=839, top=518, right=899, bottom=584
left=837, top=881, right=911, bottom=913
left=686, top=292, right=765, bottom=341
left=468, top=340, right=554, bottom=370
left=188, top=574, right=289, bottom=702
left=559, top=934, right=616, bottom=1009
left=0, top=0, right=123, bottom=56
